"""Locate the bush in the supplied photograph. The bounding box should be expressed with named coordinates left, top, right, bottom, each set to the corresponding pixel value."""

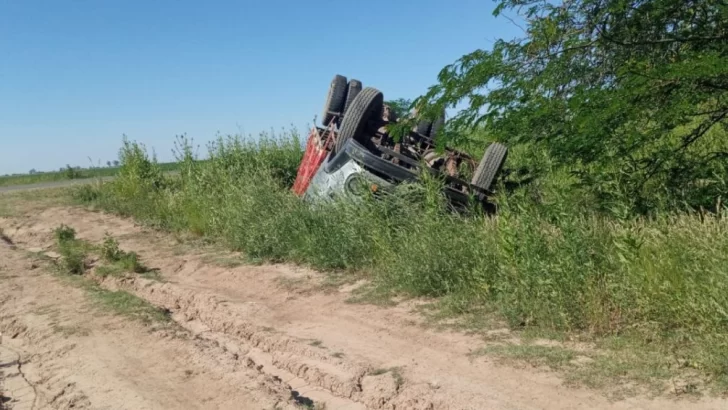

left=54, top=224, right=77, bottom=243
left=100, top=233, right=146, bottom=273
left=101, top=234, right=123, bottom=261
left=54, top=224, right=86, bottom=275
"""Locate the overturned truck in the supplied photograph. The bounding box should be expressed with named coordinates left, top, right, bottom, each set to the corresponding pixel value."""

left=292, top=74, right=508, bottom=210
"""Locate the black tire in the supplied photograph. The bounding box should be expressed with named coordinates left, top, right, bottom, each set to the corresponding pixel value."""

left=416, top=120, right=431, bottom=137
left=342, top=79, right=362, bottom=118
left=335, top=87, right=383, bottom=154
left=322, top=74, right=347, bottom=126
left=471, top=142, right=508, bottom=191
left=429, top=111, right=446, bottom=141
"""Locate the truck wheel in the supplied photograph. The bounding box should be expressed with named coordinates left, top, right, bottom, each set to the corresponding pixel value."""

left=416, top=120, right=431, bottom=137
left=471, top=142, right=508, bottom=191
left=342, top=79, right=362, bottom=118
left=335, top=87, right=383, bottom=154
left=322, top=74, right=347, bottom=126
left=429, top=111, right=446, bottom=141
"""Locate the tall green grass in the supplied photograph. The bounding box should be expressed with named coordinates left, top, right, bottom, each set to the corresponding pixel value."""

left=76, top=131, right=728, bottom=385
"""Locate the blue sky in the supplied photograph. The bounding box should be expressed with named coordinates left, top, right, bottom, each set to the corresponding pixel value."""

left=0, top=0, right=518, bottom=174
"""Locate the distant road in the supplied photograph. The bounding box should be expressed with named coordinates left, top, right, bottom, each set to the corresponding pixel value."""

left=0, top=176, right=117, bottom=194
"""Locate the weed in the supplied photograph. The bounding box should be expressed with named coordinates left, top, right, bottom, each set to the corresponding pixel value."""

left=72, top=184, right=101, bottom=202
left=89, top=286, right=171, bottom=325
left=60, top=247, right=86, bottom=274
left=309, top=339, right=324, bottom=348
left=68, top=277, right=172, bottom=325
left=26, top=248, right=172, bottom=328
left=100, top=234, right=123, bottom=260
left=96, top=263, right=126, bottom=278
left=53, top=225, right=90, bottom=275
left=99, top=233, right=148, bottom=274
left=54, top=224, right=76, bottom=243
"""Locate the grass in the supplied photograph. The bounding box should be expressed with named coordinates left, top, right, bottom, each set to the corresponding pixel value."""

left=73, top=132, right=728, bottom=394
left=0, top=162, right=181, bottom=188
left=54, top=224, right=93, bottom=274
left=0, top=187, right=73, bottom=217
left=84, top=283, right=171, bottom=325
left=476, top=334, right=715, bottom=397
left=50, top=224, right=170, bottom=325
left=52, top=224, right=158, bottom=281
left=99, top=233, right=148, bottom=274
left=54, top=269, right=172, bottom=325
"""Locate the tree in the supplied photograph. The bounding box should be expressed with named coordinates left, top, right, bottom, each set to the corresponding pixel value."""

left=418, top=0, right=728, bottom=212
left=385, top=98, right=413, bottom=120
left=113, top=160, right=120, bottom=167
left=29, top=168, right=37, bottom=174
left=107, top=161, right=112, bottom=167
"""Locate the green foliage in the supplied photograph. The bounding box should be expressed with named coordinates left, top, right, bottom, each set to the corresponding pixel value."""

left=100, top=234, right=123, bottom=261
left=72, top=184, right=101, bottom=202
left=54, top=224, right=77, bottom=243
left=76, top=133, right=728, bottom=388
left=54, top=224, right=87, bottom=275
left=417, top=0, right=728, bottom=213
left=384, top=98, right=412, bottom=119
left=100, top=233, right=146, bottom=273
left=64, top=165, right=81, bottom=179
left=0, top=161, right=180, bottom=187
left=80, top=280, right=171, bottom=324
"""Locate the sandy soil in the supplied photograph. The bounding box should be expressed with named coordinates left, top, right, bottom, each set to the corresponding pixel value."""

left=1, top=206, right=726, bottom=410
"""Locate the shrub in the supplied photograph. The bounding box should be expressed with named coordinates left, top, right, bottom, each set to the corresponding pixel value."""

left=54, top=224, right=77, bottom=243
left=100, top=233, right=146, bottom=273
left=54, top=225, right=86, bottom=275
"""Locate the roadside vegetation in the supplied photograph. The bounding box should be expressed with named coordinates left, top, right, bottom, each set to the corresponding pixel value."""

left=70, top=0, right=726, bottom=394
left=50, top=224, right=169, bottom=324
left=0, top=162, right=180, bottom=187
left=74, top=130, right=728, bottom=392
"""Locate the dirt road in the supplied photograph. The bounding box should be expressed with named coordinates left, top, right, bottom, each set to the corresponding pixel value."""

left=0, top=204, right=725, bottom=409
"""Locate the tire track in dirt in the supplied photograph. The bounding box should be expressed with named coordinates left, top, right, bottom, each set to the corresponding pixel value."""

left=0, top=244, right=313, bottom=410
left=101, top=275, right=428, bottom=409
left=2, top=207, right=727, bottom=410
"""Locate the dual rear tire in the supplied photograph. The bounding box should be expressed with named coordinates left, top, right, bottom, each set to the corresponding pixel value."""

left=416, top=109, right=446, bottom=141
left=321, top=75, right=363, bottom=126
left=334, top=87, right=383, bottom=154
left=323, top=75, right=507, bottom=192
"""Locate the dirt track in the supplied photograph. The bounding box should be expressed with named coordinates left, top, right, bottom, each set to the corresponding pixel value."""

left=1, top=205, right=726, bottom=409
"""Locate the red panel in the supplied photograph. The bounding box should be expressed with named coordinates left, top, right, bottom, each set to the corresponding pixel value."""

left=292, top=128, right=331, bottom=196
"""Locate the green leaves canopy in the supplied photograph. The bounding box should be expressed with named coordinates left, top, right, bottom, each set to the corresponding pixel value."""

left=418, top=0, right=727, bottom=212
